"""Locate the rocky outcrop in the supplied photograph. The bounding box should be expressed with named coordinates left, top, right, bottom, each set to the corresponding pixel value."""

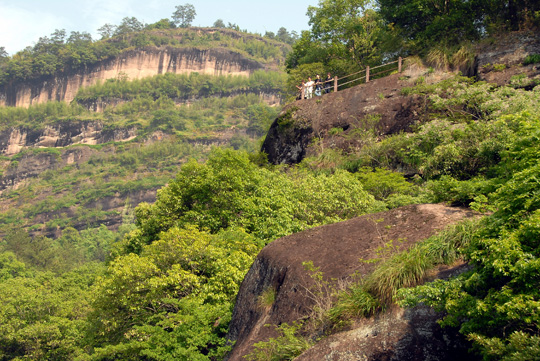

left=0, top=47, right=265, bottom=108
left=476, top=31, right=540, bottom=86
left=226, top=204, right=478, bottom=360
left=0, top=146, right=94, bottom=191
left=262, top=73, right=425, bottom=165
left=295, top=300, right=475, bottom=361
left=0, top=121, right=136, bottom=156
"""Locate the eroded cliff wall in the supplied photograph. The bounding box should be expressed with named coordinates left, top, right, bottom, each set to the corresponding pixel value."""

left=0, top=47, right=265, bottom=108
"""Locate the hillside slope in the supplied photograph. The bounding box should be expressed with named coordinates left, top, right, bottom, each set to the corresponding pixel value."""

left=263, top=30, right=540, bottom=166
left=0, top=28, right=286, bottom=237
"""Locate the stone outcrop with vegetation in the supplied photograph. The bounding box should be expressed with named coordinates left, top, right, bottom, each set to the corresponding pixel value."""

left=226, top=204, right=478, bottom=360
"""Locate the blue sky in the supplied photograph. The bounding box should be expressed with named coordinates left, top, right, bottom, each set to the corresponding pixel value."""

left=0, top=0, right=318, bottom=55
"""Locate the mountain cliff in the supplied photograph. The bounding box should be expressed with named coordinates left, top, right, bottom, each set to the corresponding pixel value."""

left=0, top=47, right=266, bottom=108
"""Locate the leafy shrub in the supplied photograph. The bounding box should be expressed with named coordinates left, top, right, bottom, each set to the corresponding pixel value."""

left=245, top=322, right=313, bottom=361
left=355, top=167, right=416, bottom=200
left=130, top=148, right=376, bottom=247
left=90, top=226, right=260, bottom=360
left=523, top=54, right=540, bottom=65
left=328, top=127, right=344, bottom=135
left=493, top=63, right=507, bottom=71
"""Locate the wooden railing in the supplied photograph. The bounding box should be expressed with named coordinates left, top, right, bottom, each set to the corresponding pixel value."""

left=298, top=57, right=404, bottom=100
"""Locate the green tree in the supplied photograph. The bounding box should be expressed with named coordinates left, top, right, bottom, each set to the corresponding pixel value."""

left=97, top=23, right=116, bottom=39
left=87, top=227, right=260, bottom=360
left=115, top=17, right=145, bottom=37
left=377, top=0, right=483, bottom=51
left=127, top=148, right=375, bottom=250
left=0, top=265, right=100, bottom=360
left=0, top=252, right=28, bottom=281
left=213, top=19, right=226, bottom=28
left=0, top=46, right=8, bottom=60
left=307, top=0, right=392, bottom=66
left=146, top=18, right=175, bottom=30
left=277, top=27, right=298, bottom=45
left=172, top=3, right=197, bottom=28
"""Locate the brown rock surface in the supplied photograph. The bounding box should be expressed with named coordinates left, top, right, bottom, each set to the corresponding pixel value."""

left=295, top=299, right=475, bottom=361
left=226, top=203, right=478, bottom=361
left=261, top=73, right=427, bottom=165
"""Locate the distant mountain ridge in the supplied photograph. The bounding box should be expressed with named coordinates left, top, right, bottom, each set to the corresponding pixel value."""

left=0, top=27, right=288, bottom=108
left=1, top=47, right=268, bottom=108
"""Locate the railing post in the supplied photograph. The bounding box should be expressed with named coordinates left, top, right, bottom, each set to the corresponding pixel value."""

left=398, top=57, right=402, bottom=73
left=334, top=76, right=338, bottom=93
left=366, top=66, right=370, bottom=82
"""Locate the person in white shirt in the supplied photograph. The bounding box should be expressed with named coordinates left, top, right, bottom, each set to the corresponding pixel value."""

left=305, top=77, right=315, bottom=99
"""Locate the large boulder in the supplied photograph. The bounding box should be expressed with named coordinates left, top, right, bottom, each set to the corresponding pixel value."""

left=225, top=204, right=479, bottom=361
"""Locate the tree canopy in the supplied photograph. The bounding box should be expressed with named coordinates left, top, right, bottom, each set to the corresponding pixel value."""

left=172, top=3, right=197, bottom=28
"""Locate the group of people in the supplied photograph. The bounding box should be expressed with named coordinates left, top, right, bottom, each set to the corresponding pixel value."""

left=296, top=73, right=333, bottom=100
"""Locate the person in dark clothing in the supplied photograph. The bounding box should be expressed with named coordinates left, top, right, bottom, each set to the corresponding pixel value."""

left=324, top=73, right=333, bottom=94
left=314, top=74, right=323, bottom=96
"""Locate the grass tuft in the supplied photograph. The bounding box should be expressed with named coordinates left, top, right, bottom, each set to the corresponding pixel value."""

left=523, top=54, right=540, bottom=65
left=328, top=285, right=381, bottom=325
left=258, top=287, right=276, bottom=310
left=451, top=44, right=476, bottom=75
left=427, top=47, right=450, bottom=71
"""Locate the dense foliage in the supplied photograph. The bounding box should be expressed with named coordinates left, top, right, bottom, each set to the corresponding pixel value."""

left=398, top=112, right=540, bottom=360
left=378, top=0, right=540, bottom=51
left=285, top=0, right=540, bottom=94
left=73, top=71, right=285, bottom=105
left=0, top=148, right=378, bottom=360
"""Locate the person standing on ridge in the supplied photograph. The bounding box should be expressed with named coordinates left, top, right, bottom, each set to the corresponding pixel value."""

left=296, top=80, right=305, bottom=100
left=324, top=73, right=333, bottom=94
left=315, top=75, right=322, bottom=96
left=305, top=77, right=315, bottom=99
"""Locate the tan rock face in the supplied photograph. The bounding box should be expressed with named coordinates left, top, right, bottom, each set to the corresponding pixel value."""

left=0, top=47, right=265, bottom=108
left=0, top=122, right=137, bottom=157
left=5, top=128, right=27, bottom=156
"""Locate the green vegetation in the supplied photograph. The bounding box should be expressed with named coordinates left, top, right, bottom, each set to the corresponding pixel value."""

left=2, top=1, right=540, bottom=360
left=245, top=322, right=313, bottom=361
left=523, top=53, right=540, bottom=65
left=73, top=71, right=286, bottom=105
left=258, top=287, right=277, bottom=309
left=0, top=71, right=283, bottom=134
left=247, top=74, right=540, bottom=359
left=284, top=0, right=539, bottom=96
left=0, top=65, right=283, bottom=235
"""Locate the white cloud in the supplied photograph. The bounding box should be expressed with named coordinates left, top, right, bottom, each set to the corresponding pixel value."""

left=80, top=0, right=136, bottom=34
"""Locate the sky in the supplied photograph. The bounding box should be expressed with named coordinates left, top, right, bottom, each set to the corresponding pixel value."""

left=0, top=0, right=319, bottom=55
